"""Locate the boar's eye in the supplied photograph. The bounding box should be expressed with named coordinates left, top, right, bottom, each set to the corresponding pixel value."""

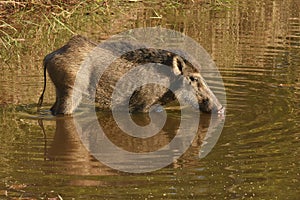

left=189, top=76, right=198, bottom=82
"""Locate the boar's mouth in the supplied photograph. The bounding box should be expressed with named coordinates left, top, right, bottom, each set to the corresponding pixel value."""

left=180, top=94, right=223, bottom=114
left=216, top=105, right=225, bottom=114
left=196, top=98, right=224, bottom=114
left=210, top=105, right=225, bottom=116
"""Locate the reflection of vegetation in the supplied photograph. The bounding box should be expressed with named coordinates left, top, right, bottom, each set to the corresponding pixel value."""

left=0, top=105, right=41, bottom=142
left=0, top=105, right=58, bottom=199
left=0, top=106, right=21, bottom=145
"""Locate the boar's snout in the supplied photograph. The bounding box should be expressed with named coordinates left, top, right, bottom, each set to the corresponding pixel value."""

left=212, top=104, right=225, bottom=115
left=198, top=94, right=224, bottom=114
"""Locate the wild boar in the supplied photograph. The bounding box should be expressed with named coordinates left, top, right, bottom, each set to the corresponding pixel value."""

left=38, top=35, right=224, bottom=115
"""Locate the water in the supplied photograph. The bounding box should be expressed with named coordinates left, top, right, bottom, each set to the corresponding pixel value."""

left=0, top=0, right=299, bottom=199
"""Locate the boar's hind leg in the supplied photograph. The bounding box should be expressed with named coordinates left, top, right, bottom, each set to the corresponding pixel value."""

left=51, top=88, right=76, bottom=115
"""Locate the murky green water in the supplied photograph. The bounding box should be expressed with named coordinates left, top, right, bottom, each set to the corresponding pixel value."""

left=0, top=0, right=299, bottom=199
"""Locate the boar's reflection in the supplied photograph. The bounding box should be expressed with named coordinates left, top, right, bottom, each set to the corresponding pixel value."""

left=45, top=111, right=223, bottom=182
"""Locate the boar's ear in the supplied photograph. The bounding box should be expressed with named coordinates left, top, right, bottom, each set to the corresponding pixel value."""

left=172, top=56, right=186, bottom=76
